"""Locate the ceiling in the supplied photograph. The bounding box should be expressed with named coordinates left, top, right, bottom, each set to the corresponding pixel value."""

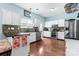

left=15, top=3, right=66, bottom=18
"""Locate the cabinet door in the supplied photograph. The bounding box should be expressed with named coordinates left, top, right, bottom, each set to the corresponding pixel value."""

left=76, top=20, right=79, bottom=39
left=58, top=20, right=65, bottom=27
left=43, top=31, right=51, bottom=37
left=11, top=12, right=20, bottom=25
left=28, top=32, right=36, bottom=43
left=2, top=9, right=20, bottom=25
left=58, top=32, right=64, bottom=39
left=2, top=9, right=12, bottom=25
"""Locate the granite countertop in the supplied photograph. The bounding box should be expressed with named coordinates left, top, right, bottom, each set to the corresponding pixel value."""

left=0, top=39, right=12, bottom=53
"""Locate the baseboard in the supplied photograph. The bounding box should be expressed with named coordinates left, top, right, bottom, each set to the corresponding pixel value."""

left=57, top=39, right=65, bottom=41
left=43, top=36, right=57, bottom=40
left=65, top=37, right=79, bottom=40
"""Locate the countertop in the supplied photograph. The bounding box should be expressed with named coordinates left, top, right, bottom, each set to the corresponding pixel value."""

left=0, top=39, right=12, bottom=53
left=65, top=39, right=79, bottom=56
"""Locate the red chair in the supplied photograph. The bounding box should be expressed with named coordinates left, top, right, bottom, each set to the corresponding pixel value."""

left=22, top=35, right=27, bottom=47
left=13, top=36, right=20, bottom=48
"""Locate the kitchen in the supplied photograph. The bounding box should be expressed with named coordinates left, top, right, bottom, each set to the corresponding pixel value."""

left=0, top=3, right=79, bottom=56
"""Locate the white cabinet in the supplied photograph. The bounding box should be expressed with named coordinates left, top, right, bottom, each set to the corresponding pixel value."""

left=43, top=31, right=51, bottom=37
left=11, top=12, right=20, bottom=25
left=45, top=19, right=65, bottom=27
left=2, top=9, right=12, bottom=25
left=28, top=32, right=36, bottom=43
left=57, top=32, right=64, bottom=39
left=2, top=9, right=20, bottom=25
left=20, top=18, right=33, bottom=28
left=58, top=20, right=65, bottom=27
left=45, top=20, right=58, bottom=27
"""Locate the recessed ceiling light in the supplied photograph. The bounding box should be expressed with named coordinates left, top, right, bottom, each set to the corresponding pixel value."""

left=50, top=8, right=55, bottom=11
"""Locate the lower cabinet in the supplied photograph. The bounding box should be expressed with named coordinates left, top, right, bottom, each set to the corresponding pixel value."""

left=43, top=31, right=51, bottom=37
left=57, top=32, right=64, bottom=40
left=28, top=32, right=41, bottom=43
left=28, top=32, right=36, bottom=43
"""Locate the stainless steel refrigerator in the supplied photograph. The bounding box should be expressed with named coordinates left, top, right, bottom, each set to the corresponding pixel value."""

left=65, top=19, right=79, bottom=39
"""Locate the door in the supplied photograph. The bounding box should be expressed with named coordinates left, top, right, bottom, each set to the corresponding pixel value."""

left=69, top=19, right=75, bottom=38
left=76, top=20, right=79, bottom=39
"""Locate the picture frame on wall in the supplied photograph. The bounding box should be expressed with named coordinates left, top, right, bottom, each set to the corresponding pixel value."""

left=24, top=10, right=31, bottom=18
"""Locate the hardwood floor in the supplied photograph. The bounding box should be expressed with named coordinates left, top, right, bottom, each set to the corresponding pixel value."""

left=30, top=37, right=65, bottom=56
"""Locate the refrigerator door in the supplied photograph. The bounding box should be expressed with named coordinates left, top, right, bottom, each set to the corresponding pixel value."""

left=69, top=19, right=75, bottom=38
left=76, top=20, right=79, bottom=39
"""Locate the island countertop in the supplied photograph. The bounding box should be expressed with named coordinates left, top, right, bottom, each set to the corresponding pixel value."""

left=0, top=39, right=12, bottom=54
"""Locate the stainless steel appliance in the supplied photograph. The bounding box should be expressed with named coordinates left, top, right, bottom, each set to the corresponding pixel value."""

left=69, top=19, right=75, bottom=38
left=65, top=19, right=79, bottom=39
left=51, top=25, right=58, bottom=38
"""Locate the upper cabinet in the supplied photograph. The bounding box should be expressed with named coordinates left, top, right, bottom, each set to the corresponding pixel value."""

left=58, top=19, right=65, bottom=27
left=2, top=9, right=12, bottom=25
left=11, top=12, right=20, bottom=25
left=20, top=18, right=33, bottom=28
left=2, top=9, right=20, bottom=25
left=45, top=20, right=58, bottom=27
